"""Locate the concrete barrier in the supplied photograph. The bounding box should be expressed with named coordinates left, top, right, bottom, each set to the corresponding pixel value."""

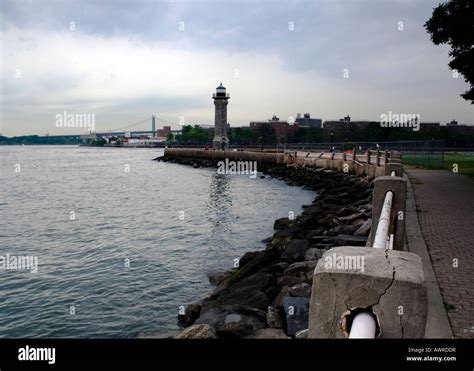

left=308, top=246, right=427, bottom=338
left=162, top=148, right=388, bottom=178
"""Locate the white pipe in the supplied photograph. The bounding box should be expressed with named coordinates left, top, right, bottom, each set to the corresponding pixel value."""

left=389, top=233, right=394, bottom=250
left=391, top=170, right=396, bottom=176
left=349, top=312, right=377, bottom=338
left=373, top=191, right=393, bottom=249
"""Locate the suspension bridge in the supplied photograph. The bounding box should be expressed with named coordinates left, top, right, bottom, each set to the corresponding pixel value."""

left=94, top=115, right=181, bottom=137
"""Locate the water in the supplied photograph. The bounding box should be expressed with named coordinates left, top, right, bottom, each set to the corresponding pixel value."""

left=0, top=146, right=314, bottom=338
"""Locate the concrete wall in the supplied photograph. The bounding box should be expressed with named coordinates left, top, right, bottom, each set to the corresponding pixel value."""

left=163, top=148, right=386, bottom=177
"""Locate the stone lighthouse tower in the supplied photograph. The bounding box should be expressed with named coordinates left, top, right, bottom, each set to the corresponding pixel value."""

left=212, top=82, right=230, bottom=150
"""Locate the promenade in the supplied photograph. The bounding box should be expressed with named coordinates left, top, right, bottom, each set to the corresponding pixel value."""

left=407, top=168, right=474, bottom=338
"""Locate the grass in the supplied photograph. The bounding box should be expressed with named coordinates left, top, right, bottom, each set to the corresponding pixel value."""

left=403, top=153, right=474, bottom=178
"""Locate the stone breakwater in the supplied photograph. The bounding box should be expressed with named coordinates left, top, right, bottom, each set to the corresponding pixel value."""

left=155, top=154, right=375, bottom=339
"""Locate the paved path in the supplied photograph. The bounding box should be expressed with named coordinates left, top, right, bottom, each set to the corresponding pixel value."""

left=406, top=169, right=474, bottom=338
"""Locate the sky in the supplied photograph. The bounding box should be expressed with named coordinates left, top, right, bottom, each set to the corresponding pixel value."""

left=1, top=0, right=473, bottom=136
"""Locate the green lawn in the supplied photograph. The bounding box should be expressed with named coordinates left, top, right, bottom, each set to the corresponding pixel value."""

left=403, top=153, right=474, bottom=178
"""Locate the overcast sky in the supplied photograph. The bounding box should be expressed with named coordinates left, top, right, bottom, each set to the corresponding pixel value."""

left=1, top=0, right=473, bottom=136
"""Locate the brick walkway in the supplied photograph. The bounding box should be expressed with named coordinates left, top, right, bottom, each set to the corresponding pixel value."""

left=407, top=169, right=474, bottom=338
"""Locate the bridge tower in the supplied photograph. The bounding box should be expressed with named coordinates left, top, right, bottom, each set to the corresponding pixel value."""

left=212, top=83, right=230, bottom=150
left=152, top=115, right=156, bottom=137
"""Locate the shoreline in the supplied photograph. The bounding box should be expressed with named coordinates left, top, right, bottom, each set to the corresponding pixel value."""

left=155, top=154, right=375, bottom=339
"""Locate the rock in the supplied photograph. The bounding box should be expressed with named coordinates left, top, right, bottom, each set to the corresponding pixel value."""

left=261, top=236, right=273, bottom=244
left=178, top=303, right=201, bottom=327
left=266, top=306, right=283, bottom=329
left=208, top=270, right=233, bottom=286
left=337, top=212, right=364, bottom=222
left=335, top=234, right=368, bottom=246
left=295, top=329, right=309, bottom=339
left=273, top=286, right=289, bottom=308
left=274, top=217, right=291, bottom=230
left=214, top=272, right=274, bottom=310
left=350, top=217, right=367, bottom=227
left=245, top=329, right=289, bottom=339
left=283, top=296, right=310, bottom=336
left=327, top=224, right=359, bottom=236
left=239, top=251, right=261, bottom=268
left=284, top=260, right=318, bottom=278
left=281, top=239, right=309, bottom=262
left=225, top=249, right=279, bottom=286
left=175, top=324, right=217, bottom=339
left=276, top=274, right=306, bottom=288
left=355, top=218, right=372, bottom=236
left=272, top=262, right=289, bottom=272
left=305, top=227, right=326, bottom=239
left=194, top=307, right=226, bottom=328
left=288, top=283, right=312, bottom=298
left=217, top=313, right=265, bottom=338
left=304, top=248, right=326, bottom=261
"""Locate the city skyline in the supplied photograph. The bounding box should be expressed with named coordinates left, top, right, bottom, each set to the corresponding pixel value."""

left=1, top=0, right=473, bottom=136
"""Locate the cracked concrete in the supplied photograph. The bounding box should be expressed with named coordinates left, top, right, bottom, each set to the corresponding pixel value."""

left=308, top=246, right=427, bottom=338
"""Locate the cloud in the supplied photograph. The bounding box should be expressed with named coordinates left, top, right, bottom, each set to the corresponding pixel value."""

left=1, top=0, right=473, bottom=136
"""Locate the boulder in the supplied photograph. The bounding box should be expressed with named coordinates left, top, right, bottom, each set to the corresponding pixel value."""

left=217, top=313, right=265, bottom=338
left=305, top=227, right=326, bottom=239
left=239, top=251, right=261, bottom=268
left=274, top=217, right=291, bottom=230
left=335, top=234, right=368, bottom=246
left=178, top=303, right=201, bottom=327
left=276, top=274, right=306, bottom=288
left=175, top=324, right=217, bottom=339
left=273, top=286, right=289, bottom=308
left=194, top=307, right=227, bottom=328
left=288, top=283, right=312, bottom=298
left=355, top=218, right=372, bottom=236
left=215, top=272, right=274, bottom=310
left=266, top=306, right=283, bottom=329
left=284, top=260, right=318, bottom=279
left=295, top=329, right=309, bottom=339
left=245, top=329, right=289, bottom=339
left=281, top=239, right=309, bottom=262
left=304, top=248, right=326, bottom=261
left=208, top=270, right=233, bottom=286
left=283, top=296, right=310, bottom=336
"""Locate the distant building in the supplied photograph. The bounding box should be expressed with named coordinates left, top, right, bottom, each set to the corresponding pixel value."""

left=295, top=113, right=322, bottom=128
left=157, top=126, right=171, bottom=138
left=250, top=115, right=298, bottom=144
left=322, top=116, right=377, bottom=141
left=420, top=122, right=440, bottom=129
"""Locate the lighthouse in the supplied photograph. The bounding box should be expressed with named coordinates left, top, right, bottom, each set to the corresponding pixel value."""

left=212, top=82, right=230, bottom=150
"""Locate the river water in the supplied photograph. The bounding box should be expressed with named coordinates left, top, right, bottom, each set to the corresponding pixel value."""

left=0, top=146, right=314, bottom=338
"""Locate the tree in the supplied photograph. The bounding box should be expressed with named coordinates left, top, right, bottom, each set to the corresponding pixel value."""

left=166, top=132, right=174, bottom=142
left=425, top=0, right=474, bottom=103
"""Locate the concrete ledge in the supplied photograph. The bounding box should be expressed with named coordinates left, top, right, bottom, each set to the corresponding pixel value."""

left=308, top=246, right=427, bottom=338
left=405, top=174, right=453, bottom=338
left=163, top=148, right=386, bottom=177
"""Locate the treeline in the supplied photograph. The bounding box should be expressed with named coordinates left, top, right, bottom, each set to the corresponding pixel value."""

left=0, top=135, right=82, bottom=145
left=171, top=124, right=474, bottom=147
